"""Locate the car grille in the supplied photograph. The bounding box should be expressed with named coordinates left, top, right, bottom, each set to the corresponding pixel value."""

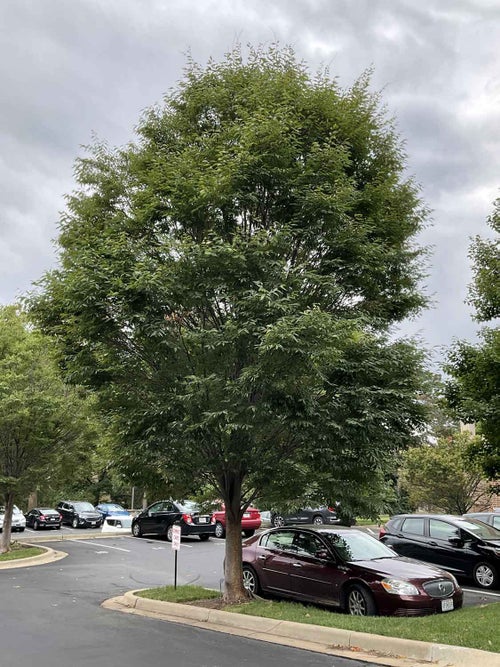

left=422, top=579, right=454, bottom=598
left=394, top=608, right=435, bottom=617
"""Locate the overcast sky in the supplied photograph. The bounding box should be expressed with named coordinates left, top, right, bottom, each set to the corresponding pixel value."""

left=1, top=0, right=498, bottom=367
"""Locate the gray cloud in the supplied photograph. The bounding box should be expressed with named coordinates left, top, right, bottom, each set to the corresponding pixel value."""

left=1, top=0, right=498, bottom=366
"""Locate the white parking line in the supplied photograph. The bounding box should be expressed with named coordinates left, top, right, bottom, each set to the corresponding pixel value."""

left=71, top=540, right=131, bottom=552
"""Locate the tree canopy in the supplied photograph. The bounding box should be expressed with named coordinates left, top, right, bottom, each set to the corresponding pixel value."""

left=400, top=432, right=494, bottom=515
left=30, top=46, right=429, bottom=599
left=446, top=199, right=500, bottom=478
left=0, top=306, right=96, bottom=552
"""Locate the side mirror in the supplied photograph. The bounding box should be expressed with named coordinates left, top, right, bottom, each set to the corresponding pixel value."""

left=448, top=537, right=463, bottom=548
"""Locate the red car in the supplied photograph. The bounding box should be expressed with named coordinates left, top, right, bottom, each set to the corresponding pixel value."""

left=242, top=526, right=463, bottom=616
left=213, top=505, right=261, bottom=539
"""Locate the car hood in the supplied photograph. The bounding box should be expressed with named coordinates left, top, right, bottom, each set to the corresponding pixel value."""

left=351, top=556, right=450, bottom=580
left=78, top=511, right=101, bottom=518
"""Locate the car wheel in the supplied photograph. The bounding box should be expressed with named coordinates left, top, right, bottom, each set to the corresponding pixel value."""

left=242, top=565, right=261, bottom=595
left=312, top=515, right=324, bottom=525
left=199, top=534, right=210, bottom=541
left=166, top=525, right=173, bottom=542
left=243, top=529, right=255, bottom=538
left=56, top=525, right=61, bottom=530
left=19, top=528, right=25, bottom=532
left=34, top=520, right=39, bottom=531
left=215, top=522, right=226, bottom=539
left=272, top=514, right=285, bottom=528
left=473, top=562, right=497, bottom=589
left=346, top=585, right=377, bottom=616
left=132, top=522, right=142, bottom=538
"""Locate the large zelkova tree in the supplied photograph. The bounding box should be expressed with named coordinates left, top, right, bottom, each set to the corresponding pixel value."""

left=400, top=432, right=494, bottom=514
left=30, top=46, right=429, bottom=601
left=0, top=306, right=97, bottom=553
left=446, top=199, right=500, bottom=478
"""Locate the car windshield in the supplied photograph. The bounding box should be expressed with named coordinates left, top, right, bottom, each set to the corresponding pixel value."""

left=73, top=502, right=95, bottom=511
left=456, top=519, right=500, bottom=540
left=177, top=500, right=199, bottom=513
left=323, top=531, right=397, bottom=562
left=0, top=506, right=22, bottom=515
left=103, top=504, right=125, bottom=512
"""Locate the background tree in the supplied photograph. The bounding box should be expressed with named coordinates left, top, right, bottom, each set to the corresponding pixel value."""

left=30, top=46, right=429, bottom=601
left=399, top=432, right=494, bottom=514
left=446, top=199, right=500, bottom=478
left=0, top=306, right=96, bottom=553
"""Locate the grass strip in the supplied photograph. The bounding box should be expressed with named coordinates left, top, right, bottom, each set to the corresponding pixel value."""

left=0, top=543, right=45, bottom=562
left=137, top=585, right=500, bottom=653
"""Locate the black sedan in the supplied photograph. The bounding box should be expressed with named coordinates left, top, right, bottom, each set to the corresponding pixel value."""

left=131, top=500, right=215, bottom=541
left=270, top=506, right=345, bottom=528
left=380, top=514, right=500, bottom=589
left=242, top=526, right=462, bottom=616
left=25, top=508, right=62, bottom=530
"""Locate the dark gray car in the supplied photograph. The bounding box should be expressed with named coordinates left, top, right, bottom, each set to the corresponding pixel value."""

left=56, top=501, right=103, bottom=528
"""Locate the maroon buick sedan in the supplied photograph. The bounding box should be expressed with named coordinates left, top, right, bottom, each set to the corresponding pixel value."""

left=242, top=526, right=463, bottom=616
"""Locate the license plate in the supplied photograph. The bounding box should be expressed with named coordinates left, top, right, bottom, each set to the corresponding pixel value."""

left=441, top=599, right=454, bottom=612
left=198, top=517, right=207, bottom=523
left=243, top=513, right=250, bottom=518
left=91, top=522, right=96, bottom=526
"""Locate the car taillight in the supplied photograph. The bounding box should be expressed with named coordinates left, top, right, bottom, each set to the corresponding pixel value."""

left=40, top=515, right=46, bottom=520
left=58, top=514, right=63, bottom=520
left=379, top=526, right=387, bottom=539
left=211, top=515, right=216, bottom=524
left=182, top=513, right=193, bottom=524
left=327, top=507, right=336, bottom=512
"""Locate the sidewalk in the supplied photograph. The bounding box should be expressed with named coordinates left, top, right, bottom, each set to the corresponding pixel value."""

left=103, top=590, right=500, bottom=667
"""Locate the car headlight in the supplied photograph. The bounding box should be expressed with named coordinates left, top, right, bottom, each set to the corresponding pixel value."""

left=381, top=578, right=419, bottom=596
left=448, top=573, right=460, bottom=588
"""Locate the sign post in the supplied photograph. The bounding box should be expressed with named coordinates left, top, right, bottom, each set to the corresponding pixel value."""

left=171, top=523, right=181, bottom=589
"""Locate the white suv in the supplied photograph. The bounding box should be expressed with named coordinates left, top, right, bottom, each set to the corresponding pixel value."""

left=0, top=505, right=26, bottom=532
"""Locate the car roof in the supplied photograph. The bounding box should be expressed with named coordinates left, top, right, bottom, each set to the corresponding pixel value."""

left=390, top=514, right=463, bottom=521
left=266, top=525, right=359, bottom=535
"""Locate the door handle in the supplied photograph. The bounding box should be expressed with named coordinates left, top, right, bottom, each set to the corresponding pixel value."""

left=257, top=555, right=266, bottom=560
left=429, top=541, right=438, bottom=546
left=292, top=563, right=302, bottom=568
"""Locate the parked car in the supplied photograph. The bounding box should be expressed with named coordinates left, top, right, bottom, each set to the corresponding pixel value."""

left=464, top=512, right=500, bottom=530
left=131, top=499, right=216, bottom=541
left=0, top=505, right=26, bottom=532
left=242, top=525, right=463, bottom=616
left=56, top=501, right=103, bottom=529
left=270, top=506, right=345, bottom=528
left=25, top=508, right=62, bottom=530
left=379, top=514, right=500, bottom=589
left=212, top=505, right=261, bottom=539
left=95, top=502, right=131, bottom=529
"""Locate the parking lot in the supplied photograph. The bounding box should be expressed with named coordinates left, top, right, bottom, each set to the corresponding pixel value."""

left=18, top=526, right=500, bottom=609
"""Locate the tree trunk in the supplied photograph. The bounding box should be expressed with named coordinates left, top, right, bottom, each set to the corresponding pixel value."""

left=28, top=491, right=38, bottom=510
left=222, top=477, right=250, bottom=603
left=0, top=491, right=15, bottom=554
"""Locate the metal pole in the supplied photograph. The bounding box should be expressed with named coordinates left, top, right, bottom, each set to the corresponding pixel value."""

left=174, top=550, right=178, bottom=590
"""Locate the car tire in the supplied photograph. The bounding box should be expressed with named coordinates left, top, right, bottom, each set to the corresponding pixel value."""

left=312, top=515, right=324, bottom=525
left=215, top=522, right=226, bottom=539
left=272, top=514, right=285, bottom=528
left=72, top=517, right=79, bottom=529
left=166, top=525, right=173, bottom=542
left=346, top=585, right=377, bottom=616
left=34, top=520, right=39, bottom=531
left=199, top=534, right=210, bottom=541
left=132, top=522, right=142, bottom=538
left=243, top=529, right=255, bottom=538
left=242, top=565, right=261, bottom=595
left=473, top=562, right=497, bottom=589
left=56, top=525, right=61, bottom=530
left=19, top=528, right=25, bottom=532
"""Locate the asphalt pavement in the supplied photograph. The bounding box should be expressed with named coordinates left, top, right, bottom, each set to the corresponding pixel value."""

left=1, top=533, right=377, bottom=667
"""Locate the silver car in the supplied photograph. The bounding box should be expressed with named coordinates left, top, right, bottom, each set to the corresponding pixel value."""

left=0, top=505, right=26, bottom=532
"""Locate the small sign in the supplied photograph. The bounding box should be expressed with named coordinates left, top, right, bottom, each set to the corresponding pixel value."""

left=171, top=524, right=181, bottom=551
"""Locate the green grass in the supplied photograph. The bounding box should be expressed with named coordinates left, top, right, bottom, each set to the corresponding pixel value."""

left=137, top=585, right=500, bottom=653
left=231, top=599, right=500, bottom=653
left=355, top=515, right=389, bottom=526
left=137, top=585, right=220, bottom=603
left=0, top=543, right=45, bottom=562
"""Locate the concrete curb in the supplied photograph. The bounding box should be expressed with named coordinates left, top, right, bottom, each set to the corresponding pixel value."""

left=0, top=543, right=67, bottom=569
left=105, top=590, right=500, bottom=667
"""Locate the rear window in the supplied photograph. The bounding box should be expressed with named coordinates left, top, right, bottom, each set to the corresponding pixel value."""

left=401, top=517, right=425, bottom=536
left=73, top=502, right=95, bottom=511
